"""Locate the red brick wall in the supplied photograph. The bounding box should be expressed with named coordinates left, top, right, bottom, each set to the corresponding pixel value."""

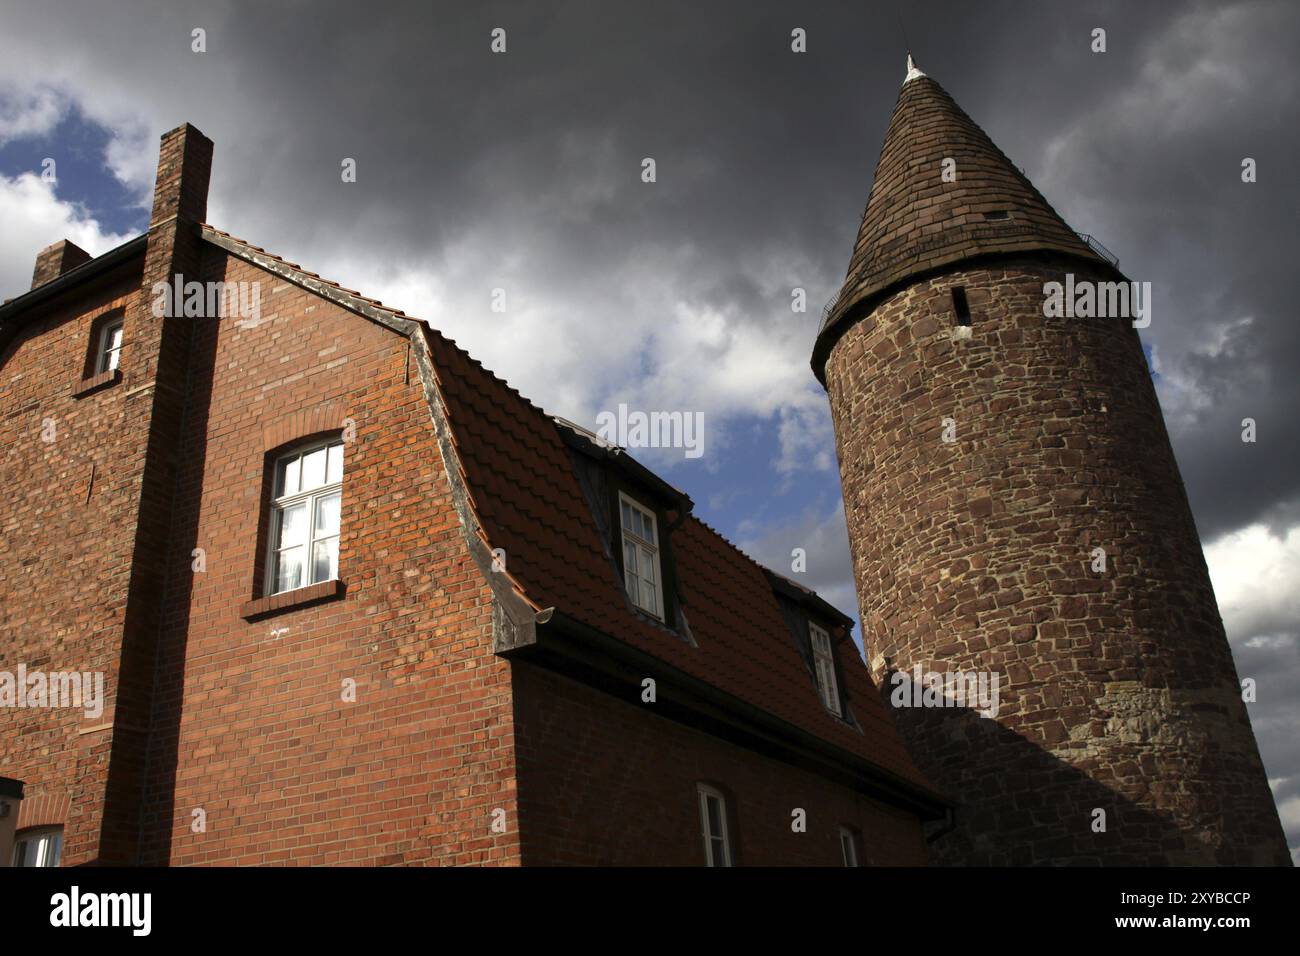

left=134, top=248, right=520, bottom=865
left=512, top=662, right=928, bottom=866
left=0, top=268, right=146, bottom=865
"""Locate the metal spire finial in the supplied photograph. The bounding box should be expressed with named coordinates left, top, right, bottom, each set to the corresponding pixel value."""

left=904, top=52, right=926, bottom=84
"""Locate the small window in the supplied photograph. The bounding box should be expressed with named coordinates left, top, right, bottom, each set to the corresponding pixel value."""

left=266, top=438, right=345, bottom=595
left=839, top=826, right=860, bottom=867
left=951, top=287, right=971, bottom=327
left=618, top=492, right=663, bottom=620
left=95, top=316, right=124, bottom=374
left=697, top=784, right=732, bottom=867
left=12, top=826, right=63, bottom=867
left=983, top=210, right=1010, bottom=221
left=809, top=622, right=842, bottom=716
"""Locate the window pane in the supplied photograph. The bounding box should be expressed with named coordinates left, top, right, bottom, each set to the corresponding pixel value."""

left=706, top=795, right=723, bottom=835
left=642, top=512, right=654, bottom=544
left=623, top=539, right=638, bottom=576
left=13, top=840, right=33, bottom=867
left=275, top=546, right=304, bottom=592
left=326, top=442, right=344, bottom=484
left=42, top=832, right=62, bottom=867
left=640, top=546, right=655, bottom=584
left=811, top=626, right=829, bottom=653
left=279, top=455, right=300, bottom=496
left=106, top=347, right=121, bottom=372
left=643, top=584, right=657, bottom=616
left=621, top=500, right=632, bottom=528
left=277, top=502, right=307, bottom=547
left=315, top=491, right=341, bottom=537
left=841, top=832, right=857, bottom=866
left=312, top=537, right=338, bottom=583
left=301, top=446, right=327, bottom=490
left=709, top=836, right=725, bottom=867
left=107, top=324, right=123, bottom=351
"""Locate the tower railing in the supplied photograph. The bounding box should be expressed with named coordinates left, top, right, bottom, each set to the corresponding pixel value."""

left=1076, top=232, right=1120, bottom=269
left=820, top=290, right=842, bottom=332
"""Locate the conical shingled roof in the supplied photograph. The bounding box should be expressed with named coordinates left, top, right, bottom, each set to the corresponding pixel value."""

left=812, top=58, right=1115, bottom=381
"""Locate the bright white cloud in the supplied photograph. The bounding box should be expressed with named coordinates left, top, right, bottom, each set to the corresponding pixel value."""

left=0, top=172, right=132, bottom=300
left=1205, top=522, right=1300, bottom=644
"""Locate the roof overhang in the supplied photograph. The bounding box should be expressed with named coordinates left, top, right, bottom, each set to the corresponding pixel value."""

left=511, top=607, right=951, bottom=821
left=764, top=568, right=855, bottom=630
left=554, top=416, right=695, bottom=515
left=0, top=234, right=147, bottom=328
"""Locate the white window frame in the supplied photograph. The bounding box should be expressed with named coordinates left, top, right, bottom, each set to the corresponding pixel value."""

left=618, top=491, right=663, bottom=621
left=839, top=826, right=860, bottom=867
left=697, top=784, right=732, bottom=867
left=809, top=621, right=842, bottom=717
left=265, top=438, right=345, bottom=596
left=12, top=826, right=63, bottom=867
left=95, top=316, right=124, bottom=374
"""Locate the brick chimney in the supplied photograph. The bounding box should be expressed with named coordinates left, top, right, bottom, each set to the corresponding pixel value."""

left=149, top=122, right=213, bottom=228
left=99, top=122, right=215, bottom=864
left=31, top=239, right=91, bottom=290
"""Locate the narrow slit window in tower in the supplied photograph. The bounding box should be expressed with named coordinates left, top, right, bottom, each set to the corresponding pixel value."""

left=952, top=287, right=972, bottom=327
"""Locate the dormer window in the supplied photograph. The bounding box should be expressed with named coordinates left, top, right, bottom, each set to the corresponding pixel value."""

left=809, top=621, right=842, bottom=716
left=95, top=316, right=124, bottom=374
left=618, top=491, right=662, bottom=620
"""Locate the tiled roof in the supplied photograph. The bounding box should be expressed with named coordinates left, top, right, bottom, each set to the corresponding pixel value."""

left=198, top=224, right=938, bottom=798
left=423, top=326, right=931, bottom=788
left=813, top=68, right=1112, bottom=380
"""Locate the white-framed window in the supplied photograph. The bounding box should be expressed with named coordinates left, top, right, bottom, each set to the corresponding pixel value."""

left=618, top=491, right=662, bottom=620
left=266, top=438, right=344, bottom=595
left=12, top=826, right=63, bottom=867
left=809, top=622, right=842, bottom=716
left=839, top=826, right=860, bottom=867
left=95, top=316, right=124, bottom=374
left=697, top=784, right=732, bottom=867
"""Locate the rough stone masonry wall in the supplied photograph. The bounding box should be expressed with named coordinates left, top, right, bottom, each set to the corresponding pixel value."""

left=823, top=258, right=1289, bottom=865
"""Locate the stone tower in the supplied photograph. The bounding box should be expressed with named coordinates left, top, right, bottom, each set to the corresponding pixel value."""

left=814, top=57, right=1290, bottom=865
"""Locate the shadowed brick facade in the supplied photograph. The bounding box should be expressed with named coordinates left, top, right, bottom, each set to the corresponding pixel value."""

left=1, top=123, right=944, bottom=866
left=815, top=59, right=1289, bottom=865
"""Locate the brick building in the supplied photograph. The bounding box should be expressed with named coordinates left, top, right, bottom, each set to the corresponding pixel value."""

left=0, top=122, right=946, bottom=866
left=815, top=57, right=1290, bottom=864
